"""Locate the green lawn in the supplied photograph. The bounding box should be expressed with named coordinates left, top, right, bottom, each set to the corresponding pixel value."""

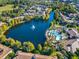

left=0, top=4, right=14, bottom=13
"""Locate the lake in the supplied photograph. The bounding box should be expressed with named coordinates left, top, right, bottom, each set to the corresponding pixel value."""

left=6, top=12, right=54, bottom=47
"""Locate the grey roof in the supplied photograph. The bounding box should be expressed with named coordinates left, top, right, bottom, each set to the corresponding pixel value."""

left=59, top=39, right=77, bottom=47
left=65, top=39, right=76, bottom=45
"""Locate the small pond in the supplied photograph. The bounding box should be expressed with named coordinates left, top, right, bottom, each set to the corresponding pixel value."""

left=6, top=12, right=54, bottom=47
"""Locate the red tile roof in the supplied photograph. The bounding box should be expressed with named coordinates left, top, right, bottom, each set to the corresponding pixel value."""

left=15, top=51, right=57, bottom=59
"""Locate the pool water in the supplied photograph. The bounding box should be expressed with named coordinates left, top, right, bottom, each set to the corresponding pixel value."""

left=48, top=30, right=61, bottom=41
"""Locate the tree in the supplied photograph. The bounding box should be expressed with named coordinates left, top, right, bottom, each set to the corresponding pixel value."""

left=57, top=53, right=64, bottom=59
left=32, top=49, right=40, bottom=54
left=41, top=46, right=53, bottom=55
left=0, top=35, right=6, bottom=43
left=72, top=54, right=78, bottom=59
left=23, top=41, right=35, bottom=52
left=54, top=9, right=59, bottom=20
left=44, top=41, right=49, bottom=46
left=2, top=24, right=8, bottom=31
left=8, top=38, right=15, bottom=47
left=66, top=52, right=73, bottom=59
left=0, top=29, right=2, bottom=35
left=5, top=51, right=15, bottom=59
left=15, top=40, right=22, bottom=49
left=37, top=44, right=42, bottom=51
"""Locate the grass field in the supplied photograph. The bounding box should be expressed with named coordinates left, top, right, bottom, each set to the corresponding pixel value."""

left=0, top=4, right=14, bottom=13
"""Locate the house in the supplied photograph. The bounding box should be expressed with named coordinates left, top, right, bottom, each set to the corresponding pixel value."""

left=66, top=28, right=79, bottom=39
left=0, top=21, right=8, bottom=31
left=73, top=0, right=79, bottom=4
left=0, top=21, right=5, bottom=27
left=60, top=0, right=73, bottom=3
left=59, top=39, right=79, bottom=53
left=76, top=3, right=79, bottom=8
left=0, top=44, right=12, bottom=59
left=25, top=9, right=36, bottom=16
left=61, top=33, right=68, bottom=40
left=14, top=51, right=57, bottom=59
left=24, top=5, right=49, bottom=17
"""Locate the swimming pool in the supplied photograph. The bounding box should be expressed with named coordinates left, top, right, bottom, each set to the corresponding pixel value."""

left=48, top=30, right=61, bottom=41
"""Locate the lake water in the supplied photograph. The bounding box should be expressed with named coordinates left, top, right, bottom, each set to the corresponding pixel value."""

left=6, top=12, right=54, bottom=47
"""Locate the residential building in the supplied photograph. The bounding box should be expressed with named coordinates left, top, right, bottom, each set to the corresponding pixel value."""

left=61, top=33, right=68, bottom=40
left=62, top=39, right=79, bottom=53
left=76, top=3, right=79, bottom=8
left=73, top=0, right=79, bottom=3
left=66, top=28, right=79, bottom=39
left=0, top=22, right=5, bottom=27
left=14, top=51, right=57, bottom=59
left=24, top=5, right=49, bottom=17
left=60, top=0, right=73, bottom=3
left=0, top=22, right=8, bottom=31
left=0, top=44, right=12, bottom=59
